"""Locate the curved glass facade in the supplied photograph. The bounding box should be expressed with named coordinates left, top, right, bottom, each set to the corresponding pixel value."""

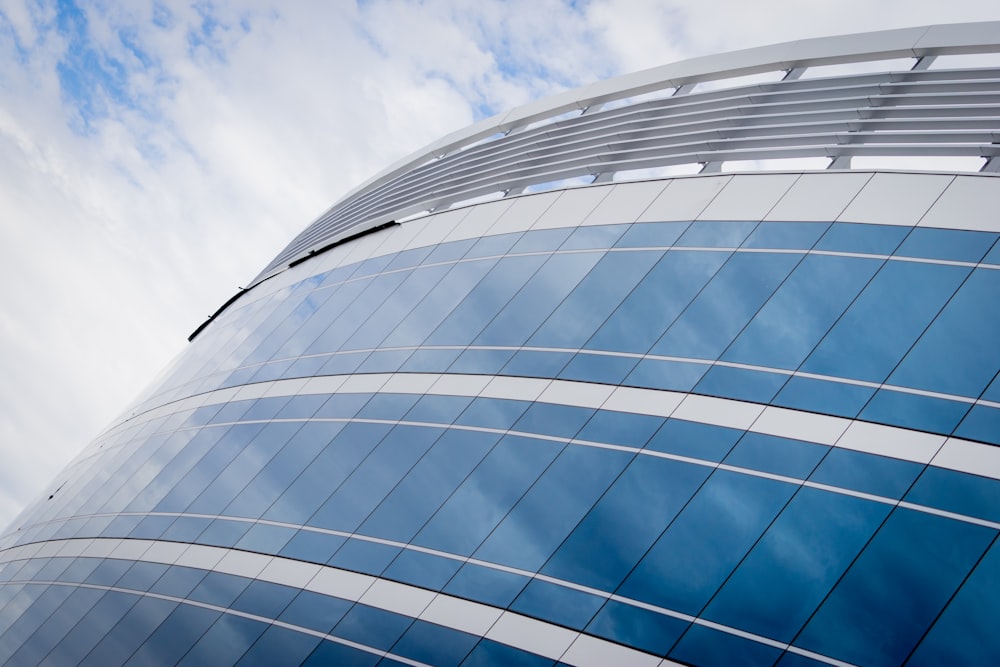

left=4, top=25, right=1000, bottom=667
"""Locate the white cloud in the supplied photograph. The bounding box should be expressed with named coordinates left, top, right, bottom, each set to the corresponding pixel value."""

left=0, top=0, right=999, bottom=528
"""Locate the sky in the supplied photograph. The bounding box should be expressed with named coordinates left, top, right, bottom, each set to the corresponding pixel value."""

left=1, top=0, right=999, bottom=529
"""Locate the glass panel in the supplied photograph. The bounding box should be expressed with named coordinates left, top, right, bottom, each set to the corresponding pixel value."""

left=802, top=261, right=970, bottom=383
left=703, top=487, right=891, bottom=642
left=794, top=508, right=994, bottom=667
left=542, top=455, right=711, bottom=590
left=587, top=250, right=730, bottom=353
left=619, top=470, right=796, bottom=615
left=509, top=579, right=605, bottom=629
left=473, top=445, right=632, bottom=571
left=651, top=251, right=802, bottom=360
left=413, top=435, right=563, bottom=556
left=723, top=255, right=880, bottom=369
left=894, top=227, right=997, bottom=263
left=528, top=250, right=661, bottom=349
left=474, top=252, right=604, bottom=347
left=888, top=268, right=1000, bottom=397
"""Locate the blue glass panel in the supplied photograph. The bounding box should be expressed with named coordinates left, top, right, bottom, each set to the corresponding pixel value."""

left=44, top=590, right=145, bottom=666
left=670, top=623, right=781, bottom=667
left=724, top=254, right=880, bottom=369
left=905, top=466, right=1000, bottom=524
left=576, top=409, right=664, bottom=448
left=907, top=538, right=1000, bottom=666
left=0, top=584, right=73, bottom=662
left=236, top=624, right=322, bottom=667
left=694, top=365, right=789, bottom=403
left=310, top=425, right=443, bottom=532
left=809, top=447, right=922, bottom=499
left=343, top=264, right=453, bottom=350
left=955, top=404, right=1000, bottom=445
left=543, top=455, right=710, bottom=590
left=318, top=350, right=368, bottom=375
left=724, top=433, right=828, bottom=479
left=188, top=571, right=250, bottom=608
left=455, top=397, right=531, bottom=430
left=474, top=445, right=631, bottom=571
left=8, top=587, right=104, bottom=666
left=357, top=349, right=414, bottom=373
left=586, top=599, right=688, bottom=656
left=500, top=350, right=573, bottom=378
left=510, top=227, right=572, bottom=253
left=332, top=604, right=412, bottom=651
left=126, top=604, right=221, bottom=665
left=154, top=423, right=265, bottom=512
left=274, top=394, right=329, bottom=419
left=234, top=522, right=296, bottom=554
left=510, top=579, right=604, bottom=629
left=399, top=347, right=463, bottom=373
left=815, top=221, right=908, bottom=254
left=513, top=402, right=594, bottom=438
left=802, top=261, right=969, bottom=383
left=85, top=559, right=132, bottom=586
left=426, top=238, right=476, bottom=263
left=741, top=221, right=829, bottom=249
left=77, top=596, right=177, bottom=667
left=465, top=232, right=522, bottom=259
left=460, top=638, right=555, bottom=667
left=475, top=252, right=604, bottom=346
left=889, top=268, right=1000, bottom=397
left=859, top=390, right=970, bottom=435
left=614, top=220, right=690, bottom=248
left=149, top=565, right=207, bottom=598
left=444, top=562, right=529, bottom=608
left=382, top=258, right=499, bottom=347
left=231, top=579, right=298, bottom=619
left=273, top=281, right=370, bottom=358
left=645, top=418, right=743, bottom=463
left=587, top=249, right=730, bottom=353
left=528, top=250, right=661, bottom=349
left=384, top=246, right=434, bottom=271
left=391, top=620, right=479, bottom=667
left=361, top=429, right=499, bottom=541
left=651, top=251, right=801, bottom=360
left=264, top=422, right=392, bottom=524
left=895, top=227, right=997, bottom=262
left=414, top=435, right=562, bottom=555
left=357, top=393, right=421, bottom=421
left=704, top=487, right=891, bottom=642
left=210, top=399, right=256, bottom=423
left=187, top=421, right=303, bottom=515
left=772, top=376, right=874, bottom=419
left=794, top=508, right=994, bottom=667
left=279, top=590, right=353, bottom=634
left=619, top=470, right=796, bottom=615
left=176, top=613, right=267, bottom=666
left=313, top=393, right=371, bottom=419
left=448, top=348, right=515, bottom=374
left=301, top=640, right=379, bottom=667
left=162, top=516, right=212, bottom=542
left=624, top=358, right=709, bottom=392
left=404, top=395, right=473, bottom=425
left=227, top=422, right=347, bottom=519
left=427, top=255, right=547, bottom=345
left=278, top=530, right=347, bottom=564
left=306, top=272, right=410, bottom=353
left=676, top=220, right=758, bottom=248
left=557, top=351, right=638, bottom=385
left=116, top=561, right=169, bottom=592
left=329, top=539, right=400, bottom=575
left=561, top=223, right=629, bottom=249
left=382, top=549, right=463, bottom=590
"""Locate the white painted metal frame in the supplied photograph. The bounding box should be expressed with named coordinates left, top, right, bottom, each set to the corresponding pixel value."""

left=255, top=22, right=1000, bottom=282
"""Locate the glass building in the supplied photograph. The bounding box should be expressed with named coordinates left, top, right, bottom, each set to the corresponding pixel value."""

left=3, top=22, right=1000, bottom=667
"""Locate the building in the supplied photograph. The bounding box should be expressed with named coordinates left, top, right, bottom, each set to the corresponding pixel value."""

left=2, top=21, right=1000, bottom=667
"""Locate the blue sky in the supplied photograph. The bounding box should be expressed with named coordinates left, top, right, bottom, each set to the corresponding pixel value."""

left=1, top=0, right=1000, bottom=528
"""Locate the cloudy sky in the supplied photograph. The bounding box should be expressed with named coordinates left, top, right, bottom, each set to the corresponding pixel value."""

left=1, top=0, right=999, bottom=529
